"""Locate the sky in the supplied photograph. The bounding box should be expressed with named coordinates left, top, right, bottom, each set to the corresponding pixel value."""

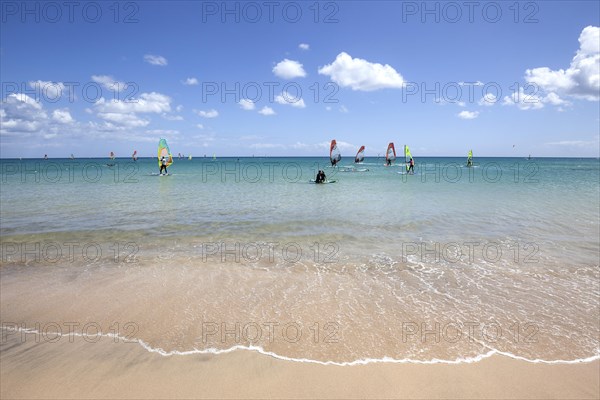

left=1, top=0, right=599, bottom=158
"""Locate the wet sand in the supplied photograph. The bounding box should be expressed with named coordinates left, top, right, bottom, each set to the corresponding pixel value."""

left=1, top=334, right=598, bottom=399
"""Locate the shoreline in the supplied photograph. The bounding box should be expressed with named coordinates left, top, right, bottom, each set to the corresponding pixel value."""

left=1, top=334, right=599, bottom=399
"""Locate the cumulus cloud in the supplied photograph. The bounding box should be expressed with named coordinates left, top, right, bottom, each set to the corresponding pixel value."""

left=275, top=92, right=306, bottom=108
left=144, top=54, right=168, bottom=66
left=273, top=59, right=307, bottom=79
left=196, top=109, right=219, bottom=118
left=525, top=26, right=599, bottom=101
left=96, top=112, right=149, bottom=128
left=239, top=99, right=256, bottom=110
left=91, top=75, right=128, bottom=92
left=52, top=109, right=74, bottom=124
left=183, top=77, right=199, bottom=85
left=1, top=93, right=76, bottom=137
left=457, top=110, right=479, bottom=119
left=258, top=106, right=275, bottom=116
left=94, top=92, right=171, bottom=114
left=28, top=80, right=65, bottom=100
left=502, top=87, right=569, bottom=110
left=92, top=92, right=171, bottom=129
left=478, top=93, right=498, bottom=106
left=318, top=52, right=404, bottom=91
left=299, top=43, right=310, bottom=50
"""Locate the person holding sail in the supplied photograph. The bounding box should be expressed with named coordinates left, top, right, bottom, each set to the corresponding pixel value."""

left=160, top=156, right=168, bottom=175
left=407, top=158, right=415, bottom=174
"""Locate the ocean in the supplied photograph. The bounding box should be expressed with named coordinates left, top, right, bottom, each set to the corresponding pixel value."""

left=1, top=157, right=599, bottom=365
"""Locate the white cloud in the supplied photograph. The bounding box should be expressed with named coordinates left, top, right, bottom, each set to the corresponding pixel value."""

left=183, top=77, right=199, bottom=86
left=1, top=94, right=77, bottom=138
left=318, top=52, right=405, bottom=91
left=196, top=124, right=204, bottom=129
left=1, top=93, right=46, bottom=134
left=457, top=110, right=479, bottom=119
left=52, top=109, right=74, bottom=124
left=458, top=81, right=484, bottom=86
left=478, top=93, right=498, bottom=106
left=144, top=54, right=168, bottom=66
left=525, top=26, right=599, bottom=101
left=502, top=87, right=545, bottom=110
left=239, top=99, right=256, bottom=110
left=543, top=92, right=568, bottom=106
left=258, top=106, right=275, bottom=116
left=275, top=93, right=306, bottom=108
left=96, top=112, right=149, bottom=128
left=299, top=43, right=310, bottom=50
left=196, top=109, right=219, bottom=118
left=91, top=75, right=128, bottom=92
left=92, top=92, right=171, bottom=129
left=28, top=80, right=65, bottom=99
left=162, top=114, right=184, bottom=121
left=502, top=88, right=568, bottom=110
left=94, top=92, right=171, bottom=114
left=272, top=59, right=307, bottom=79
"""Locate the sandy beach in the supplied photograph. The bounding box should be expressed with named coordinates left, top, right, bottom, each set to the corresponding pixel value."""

left=1, top=332, right=598, bottom=400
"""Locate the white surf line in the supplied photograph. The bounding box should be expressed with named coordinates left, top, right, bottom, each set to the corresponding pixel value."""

left=2, top=326, right=599, bottom=366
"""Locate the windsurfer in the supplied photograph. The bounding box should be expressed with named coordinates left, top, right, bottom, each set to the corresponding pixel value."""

left=315, top=170, right=326, bottom=183
left=160, top=156, right=168, bottom=175
left=407, top=158, right=415, bottom=174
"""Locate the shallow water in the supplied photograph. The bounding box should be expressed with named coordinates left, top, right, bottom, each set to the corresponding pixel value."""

left=1, top=157, right=599, bottom=363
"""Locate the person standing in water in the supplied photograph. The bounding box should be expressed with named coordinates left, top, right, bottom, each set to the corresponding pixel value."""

left=407, top=157, right=415, bottom=174
left=315, top=170, right=326, bottom=183
left=159, top=156, right=168, bottom=175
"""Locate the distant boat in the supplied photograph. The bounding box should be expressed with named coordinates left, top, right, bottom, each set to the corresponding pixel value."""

left=354, top=145, right=365, bottom=163
left=330, top=139, right=341, bottom=166
left=385, top=143, right=396, bottom=166
left=467, top=149, right=473, bottom=167
left=132, top=150, right=138, bottom=161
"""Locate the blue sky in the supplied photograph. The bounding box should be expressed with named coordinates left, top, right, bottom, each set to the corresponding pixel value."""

left=1, top=1, right=599, bottom=158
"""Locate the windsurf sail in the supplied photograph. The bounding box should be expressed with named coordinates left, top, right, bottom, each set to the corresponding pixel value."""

left=132, top=150, right=138, bottom=161
left=467, top=150, right=473, bottom=166
left=110, top=151, right=115, bottom=160
left=355, top=146, right=365, bottom=163
left=386, top=143, right=396, bottom=164
left=404, top=145, right=413, bottom=171
left=188, top=155, right=192, bottom=160
left=157, top=139, right=173, bottom=167
left=330, top=140, right=341, bottom=165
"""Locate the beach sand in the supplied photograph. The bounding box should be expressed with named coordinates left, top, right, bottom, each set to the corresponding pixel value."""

left=1, top=334, right=598, bottom=399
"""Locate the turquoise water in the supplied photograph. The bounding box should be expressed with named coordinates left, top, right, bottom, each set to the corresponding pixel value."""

left=1, top=157, right=599, bottom=363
